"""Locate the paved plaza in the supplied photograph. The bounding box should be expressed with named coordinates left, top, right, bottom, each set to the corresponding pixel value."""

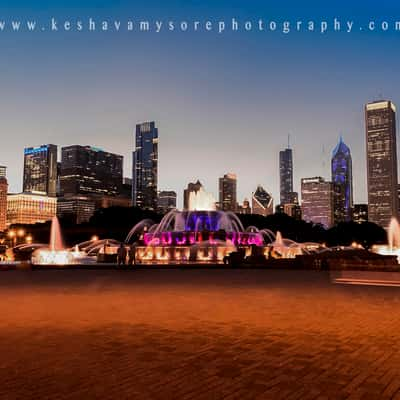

left=0, top=269, right=400, bottom=399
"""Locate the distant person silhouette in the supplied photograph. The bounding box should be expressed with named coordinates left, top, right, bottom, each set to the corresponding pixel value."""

left=117, top=243, right=127, bottom=266
left=128, top=243, right=136, bottom=266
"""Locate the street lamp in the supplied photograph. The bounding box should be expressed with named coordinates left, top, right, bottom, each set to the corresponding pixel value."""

left=8, top=230, right=16, bottom=247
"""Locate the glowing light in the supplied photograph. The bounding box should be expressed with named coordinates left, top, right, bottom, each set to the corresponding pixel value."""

left=188, top=187, right=216, bottom=211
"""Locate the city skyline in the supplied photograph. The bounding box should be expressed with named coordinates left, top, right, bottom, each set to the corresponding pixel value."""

left=3, top=101, right=397, bottom=211
left=2, top=1, right=400, bottom=208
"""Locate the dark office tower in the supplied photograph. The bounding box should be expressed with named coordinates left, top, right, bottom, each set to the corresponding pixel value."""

left=331, top=137, right=353, bottom=224
left=352, top=204, right=368, bottom=224
left=279, top=146, right=298, bottom=205
left=183, top=180, right=203, bottom=210
left=23, top=144, right=57, bottom=197
left=132, top=122, right=158, bottom=210
left=252, top=185, right=274, bottom=216
left=366, top=100, right=398, bottom=228
left=60, top=145, right=123, bottom=196
left=219, top=173, right=237, bottom=212
left=279, top=147, right=293, bottom=204
left=158, top=190, right=177, bottom=214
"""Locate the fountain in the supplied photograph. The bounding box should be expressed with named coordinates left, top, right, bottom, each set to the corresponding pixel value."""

left=188, top=187, right=216, bottom=211
left=124, top=185, right=320, bottom=264
left=31, top=217, right=91, bottom=265
left=372, top=217, right=400, bottom=262
left=28, top=187, right=339, bottom=267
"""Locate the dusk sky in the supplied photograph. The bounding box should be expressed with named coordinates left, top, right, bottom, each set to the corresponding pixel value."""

left=1, top=0, right=400, bottom=207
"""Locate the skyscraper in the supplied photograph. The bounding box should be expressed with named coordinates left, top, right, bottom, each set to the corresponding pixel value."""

left=280, top=141, right=298, bottom=206
left=132, top=122, right=158, bottom=210
left=23, top=144, right=57, bottom=197
left=0, top=167, right=7, bottom=232
left=219, top=173, right=237, bottom=212
left=279, top=147, right=295, bottom=204
left=252, top=185, right=274, bottom=216
left=60, top=145, right=123, bottom=197
left=331, top=137, right=353, bottom=223
left=366, top=100, right=398, bottom=228
left=301, top=177, right=339, bottom=228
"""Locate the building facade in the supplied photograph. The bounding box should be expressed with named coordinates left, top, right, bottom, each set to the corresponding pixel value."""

left=158, top=191, right=177, bottom=213
left=279, top=147, right=298, bottom=205
left=283, top=203, right=302, bottom=220
left=219, top=173, right=237, bottom=212
left=301, top=177, right=338, bottom=228
left=252, top=185, right=274, bottom=217
left=331, top=137, right=353, bottom=224
left=57, top=196, right=96, bottom=224
left=60, top=145, right=123, bottom=197
left=366, top=100, right=398, bottom=228
left=23, top=144, right=58, bottom=197
left=238, top=199, right=251, bottom=214
left=7, top=193, right=57, bottom=225
left=352, top=204, right=368, bottom=224
left=0, top=167, right=8, bottom=231
left=132, top=121, right=158, bottom=210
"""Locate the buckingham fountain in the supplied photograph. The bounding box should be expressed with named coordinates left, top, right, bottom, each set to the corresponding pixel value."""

left=124, top=187, right=319, bottom=264
left=25, top=188, right=400, bottom=267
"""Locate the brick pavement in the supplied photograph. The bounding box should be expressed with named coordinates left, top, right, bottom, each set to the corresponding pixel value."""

left=0, top=269, right=399, bottom=399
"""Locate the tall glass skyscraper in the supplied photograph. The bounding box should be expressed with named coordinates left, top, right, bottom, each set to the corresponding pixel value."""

left=366, top=100, right=398, bottom=228
left=219, top=173, right=237, bottom=212
left=279, top=146, right=298, bottom=205
left=60, top=145, right=123, bottom=197
left=23, top=144, right=58, bottom=197
left=279, top=148, right=293, bottom=204
left=331, top=137, right=353, bottom=223
left=132, top=121, right=158, bottom=210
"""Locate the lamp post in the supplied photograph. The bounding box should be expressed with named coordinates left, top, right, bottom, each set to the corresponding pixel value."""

left=8, top=229, right=28, bottom=247
left=8, top=230, right=16, bottom=248
left=17, top=229, right=25, bottom=243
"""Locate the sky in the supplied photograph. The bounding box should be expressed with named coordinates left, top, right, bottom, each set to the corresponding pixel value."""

left=1, top=0, right=400, bottom=208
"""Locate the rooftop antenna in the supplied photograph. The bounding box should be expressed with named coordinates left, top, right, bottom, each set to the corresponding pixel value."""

left=287, top=133, right=290, bottom=149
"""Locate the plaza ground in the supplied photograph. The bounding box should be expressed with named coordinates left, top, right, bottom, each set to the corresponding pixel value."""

left=1, top=269, right=400, bottom=399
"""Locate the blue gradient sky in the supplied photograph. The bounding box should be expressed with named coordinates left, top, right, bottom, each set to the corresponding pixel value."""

left=1, top=0, right=400, bottom=207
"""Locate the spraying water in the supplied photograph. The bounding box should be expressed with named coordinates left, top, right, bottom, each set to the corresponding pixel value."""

left=49, top=216, right=64, bottom=251
left=388, top=217, right=400, bottom=250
